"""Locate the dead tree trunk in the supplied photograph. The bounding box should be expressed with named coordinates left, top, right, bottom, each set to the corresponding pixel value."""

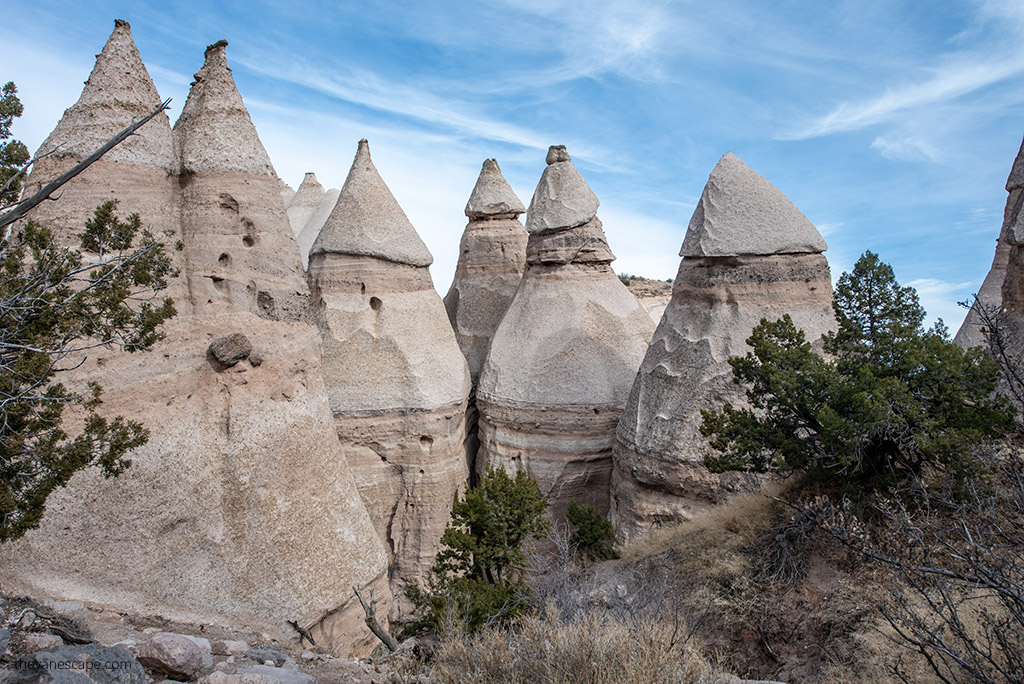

left=353, top=584, right=399, bottom=652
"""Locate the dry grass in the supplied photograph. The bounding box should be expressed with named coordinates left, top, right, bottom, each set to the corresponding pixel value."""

left=424, top=611, right=717, bottom=684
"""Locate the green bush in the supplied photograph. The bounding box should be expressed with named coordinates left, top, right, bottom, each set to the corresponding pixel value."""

left=567, top=500, right=618, bottom=560
left=700, top=251, right=1013, bottom=490
left=412, top=468, right=549, bottom=634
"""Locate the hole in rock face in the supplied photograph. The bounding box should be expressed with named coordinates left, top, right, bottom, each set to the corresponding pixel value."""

left=218, top=253, right=230, bottom=265
left=218, top=193, right=239, bottom=212
left=360, top=283, right=366, bottom=294
left=379, top=455, right=388, bottom=463
left=242, top=235, right=255, bottom=247
left=369, top=296, right=382, bottom=311
left=420, top=435, right=434, bottom=451
left=593, top=408, right=600, bottom=415
left=419, top=469, right=425, bottom=474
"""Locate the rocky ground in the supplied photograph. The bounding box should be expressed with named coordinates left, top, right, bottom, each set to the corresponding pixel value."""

left=0, top=594, right=400, bottom=683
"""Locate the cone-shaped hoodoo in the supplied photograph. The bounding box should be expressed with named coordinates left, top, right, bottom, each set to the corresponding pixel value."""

left=476, top=146, right=655, bottom=518
left=1, top=29, right=392, bottom=658
left=955, top=136, right=1024, bottom=348
left=173, top=40, right=306, bottom=317
left=444, top=159, right=528, bottom=478
left=287, top=172, right=325, bottom=239
left=308, top=140, right=471, bottom=605
left=610, top=152, right=835, bottom=541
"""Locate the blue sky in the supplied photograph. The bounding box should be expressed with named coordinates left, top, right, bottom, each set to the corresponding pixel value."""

left=6, top=0, right=1024, bottom=329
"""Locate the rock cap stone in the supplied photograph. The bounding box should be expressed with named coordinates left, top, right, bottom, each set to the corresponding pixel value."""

left=680, top=152, right=826, bottom=257
left=36, top=19, right=174, bottom=170
left=525, top=145, right=600, bottom=233
left=465, top=159, right=525, bottom=218
left=174, top=39, right=276, bottom=176
left=311, top=139, right=433, bottom=267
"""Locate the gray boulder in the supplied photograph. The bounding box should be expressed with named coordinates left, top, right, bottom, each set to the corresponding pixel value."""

left=10, top=643, right=146, bottom=683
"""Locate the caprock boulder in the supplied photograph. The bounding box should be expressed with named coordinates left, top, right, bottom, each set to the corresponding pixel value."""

left=476, top=145, right=655, bottom=518
left=955, top=135, right=1024, bottom=348
left=308, top=140, right=471, bottom=604
left=610, top=152, right=835, bottom=542
left=0, top=28, right=393, bottom=659
left=444, top=159, right=528, bottom=473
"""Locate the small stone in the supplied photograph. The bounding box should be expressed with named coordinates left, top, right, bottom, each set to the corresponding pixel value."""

left=299, top=650, right=314, bottom=661
left=181, top=634, right=214, bottom=668
left=243, top=647, right=289, bottom=667
left=14, top=644, right=147, bottom=683
left=209, top=333, right=252, bottom=367
left=138, top=632, right=205, bottom=680
left=212, top=639, right=249, bottom=656
left=545, top=145, right=570, bottom=164
left=16, top=610, right=36, bottom=630
left=248, top=352, right=263, bottom=367
left=23, top=633, right=63, bottom=652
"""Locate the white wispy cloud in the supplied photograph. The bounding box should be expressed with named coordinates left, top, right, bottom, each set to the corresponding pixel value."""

left=907, top=277, right=974, bottom=328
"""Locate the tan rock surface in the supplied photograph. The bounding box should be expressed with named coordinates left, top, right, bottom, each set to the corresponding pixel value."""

left=955, top=134, right=1024, bottom=348
left=286, top=172, right=325, bottom=239
left=477, top=147, right=655, bottom=517
left=308, top=140, right=471, bottom=599
left=611, top=153, right=834, bottom=542
left=0, top=26, right=391, bottom=658
left=444, top=159, right=528, bottom=482
left=297, top=188, right=340, bottom=269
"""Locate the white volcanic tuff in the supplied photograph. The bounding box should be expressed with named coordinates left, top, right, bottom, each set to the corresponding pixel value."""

left=36, top=19, right=174, bottom=170
left=955, top=134, right=1024, bottom=348
left=311, top=139, right=433, bottom=267
left=309, top=140, right=470, bottom=600
left=174, top=41, right=276, bottom=176
left=174, top=40, right=306, bottom=318
left=1, top=24, right=393, bottom=658
left=611, top=152, right=834, bottom=542
left=477, top=146, right=655, bottom=517
left=445, top=159, right=528, bottom=381
left=287, top=172, right=326, bottom=238
left=297, top=188, right=340, bottom=269
left=680, top=152, right=827, bottom=257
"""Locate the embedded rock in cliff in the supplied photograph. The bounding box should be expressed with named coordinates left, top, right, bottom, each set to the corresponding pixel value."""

left=476, top=146, right=655, bottom=518
left=955, top=135, right=1024, bottom=348
left=444, top=159, right=528, bottom=477
left=286, top=172, right=325, bottom=238
left=610, top=152, right=834, bottom=542
left=297, top=188, right=340, bottom=269
left=308, top=140, right=471, bottom=599
left=0, top=29, right=392, bottom=659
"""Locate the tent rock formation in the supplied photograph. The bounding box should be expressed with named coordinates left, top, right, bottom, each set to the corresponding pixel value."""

left=0, top=24, right=392, bottom=658
left=476, top=146, right=655, bottom=518
left=308, top=140, right=471, bottom=602
left=611, top=152, right=835, bottom=542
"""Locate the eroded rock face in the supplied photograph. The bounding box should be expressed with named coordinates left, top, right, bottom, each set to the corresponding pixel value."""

left=477, top=146, right=655, bottom=517
left=296, top=188, right=340, bottom=269
left=611, top=153, right=834, bottom=542
left=955, top=135, right=1024, bottom=349
left=444, top=159, right=527, bottom=483
left=0, top=25, right=392, bottom=659
left=286, top=172, right=325, bottom=239
left=308, top=140, right=471, bottom=601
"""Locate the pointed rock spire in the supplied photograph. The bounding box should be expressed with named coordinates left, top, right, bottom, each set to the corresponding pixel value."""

left=174, top=40, right=275, bottom=176
left=680, top=152, right=827, bottom=257
left=287, top=172, right=325, bottom=237
left=311, top=140, right=433, bottom=267
left=37, top=19, right=173, bottom=170
left=525, top=145, right=599, bottom=233
left=465, top=159, right=525, bottom=218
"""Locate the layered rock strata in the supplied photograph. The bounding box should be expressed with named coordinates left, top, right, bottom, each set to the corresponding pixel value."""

left=308, top=140, right=471, bottom=597
left=286, top=172, right=325, bottom=239
left=297, top=188, right=341, bottom=269
left=955, top=135, right=1024, bottom=348
left=476, top=146, right=655, bottom=517
left=611, top=152, right=834, bottom=541
left=444, top=159, right=528, bottom=475
left=0, top=26, right=391, bottom=658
